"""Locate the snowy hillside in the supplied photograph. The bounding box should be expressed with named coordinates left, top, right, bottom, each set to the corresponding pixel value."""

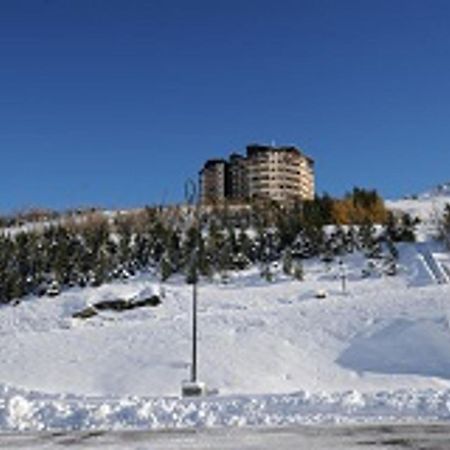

left=386, top=183, right=450, bottom=240
left=0, top=239, right=450, bottom=430
left=0, top=188, right=449, bottom=431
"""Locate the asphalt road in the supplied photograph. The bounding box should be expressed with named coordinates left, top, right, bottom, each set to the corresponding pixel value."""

left=1, top=424, right=450, bottom=449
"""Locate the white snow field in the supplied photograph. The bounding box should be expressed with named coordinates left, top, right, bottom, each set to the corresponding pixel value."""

left=0, top=190, right=450, bottom=432
left=0, top=247, right=450, bottom=431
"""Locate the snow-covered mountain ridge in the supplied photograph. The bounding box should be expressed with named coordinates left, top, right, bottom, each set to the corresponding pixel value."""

left=421, top=182, right=450, bottom=199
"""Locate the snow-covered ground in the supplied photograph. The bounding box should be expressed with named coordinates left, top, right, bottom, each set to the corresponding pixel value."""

left=0, top=188, right=450, bottom=431
left=0, top=245, right=449, bottom=430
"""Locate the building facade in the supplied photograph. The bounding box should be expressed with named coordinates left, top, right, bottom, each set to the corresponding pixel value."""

left=246, top=144, right=314, bottom=203
left=199, top=144, right=315, bottom=204
left=199, top=159, right=227, bottom=204
left=227, top=153, right=249, bottom=200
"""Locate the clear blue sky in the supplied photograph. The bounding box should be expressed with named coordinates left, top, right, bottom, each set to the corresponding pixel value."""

left=1, top=0, right=450, bottom=212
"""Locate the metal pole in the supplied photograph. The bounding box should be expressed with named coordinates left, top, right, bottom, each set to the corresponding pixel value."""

left=185, top=179, right=199, bottom=385
left=191, top=278, right=197, bottom=382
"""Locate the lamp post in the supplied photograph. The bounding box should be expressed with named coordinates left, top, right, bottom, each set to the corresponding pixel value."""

left=182, top=179, right=206, bottom=397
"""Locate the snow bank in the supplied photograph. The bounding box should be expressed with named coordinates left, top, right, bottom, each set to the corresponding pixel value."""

left=337, top=317, right=450, bottom=378
left=1, top=385, right=450, bottom=432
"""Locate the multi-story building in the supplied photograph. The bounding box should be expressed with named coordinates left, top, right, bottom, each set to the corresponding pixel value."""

left=226, top=153, right=249, bottom=200
left=199, top=159, right=227, bottom=204
left=199, top=144, right=314, bottom=204
left=246, top=144, right=314, bottom=203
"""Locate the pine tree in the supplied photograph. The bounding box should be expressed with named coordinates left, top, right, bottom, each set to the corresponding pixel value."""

left=185, top=257, right=198, bottom=284
left=359, top=219, right=376, bottom=250
left=399, top=213, right=416, bottom=242
left=236, top=230, right=253, bottom=265
left=167, top=229, right=182, bottom=271
left=384, top=241, right=399, bottom=276
left=385, top=211, right=400, bottom=242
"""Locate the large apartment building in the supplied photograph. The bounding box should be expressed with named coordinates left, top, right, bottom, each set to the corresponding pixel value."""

left=199, top=159, right=227, bottom=203
left=199, top=144, right=315, bottom=204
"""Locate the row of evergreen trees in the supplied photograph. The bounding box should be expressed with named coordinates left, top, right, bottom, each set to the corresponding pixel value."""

left=0, top=189, right=417, bottom=303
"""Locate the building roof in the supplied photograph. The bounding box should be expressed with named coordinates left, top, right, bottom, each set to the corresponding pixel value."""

left=246, top=143, right=313, bottom=161
left=203, top=158, right=227, bottom=168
